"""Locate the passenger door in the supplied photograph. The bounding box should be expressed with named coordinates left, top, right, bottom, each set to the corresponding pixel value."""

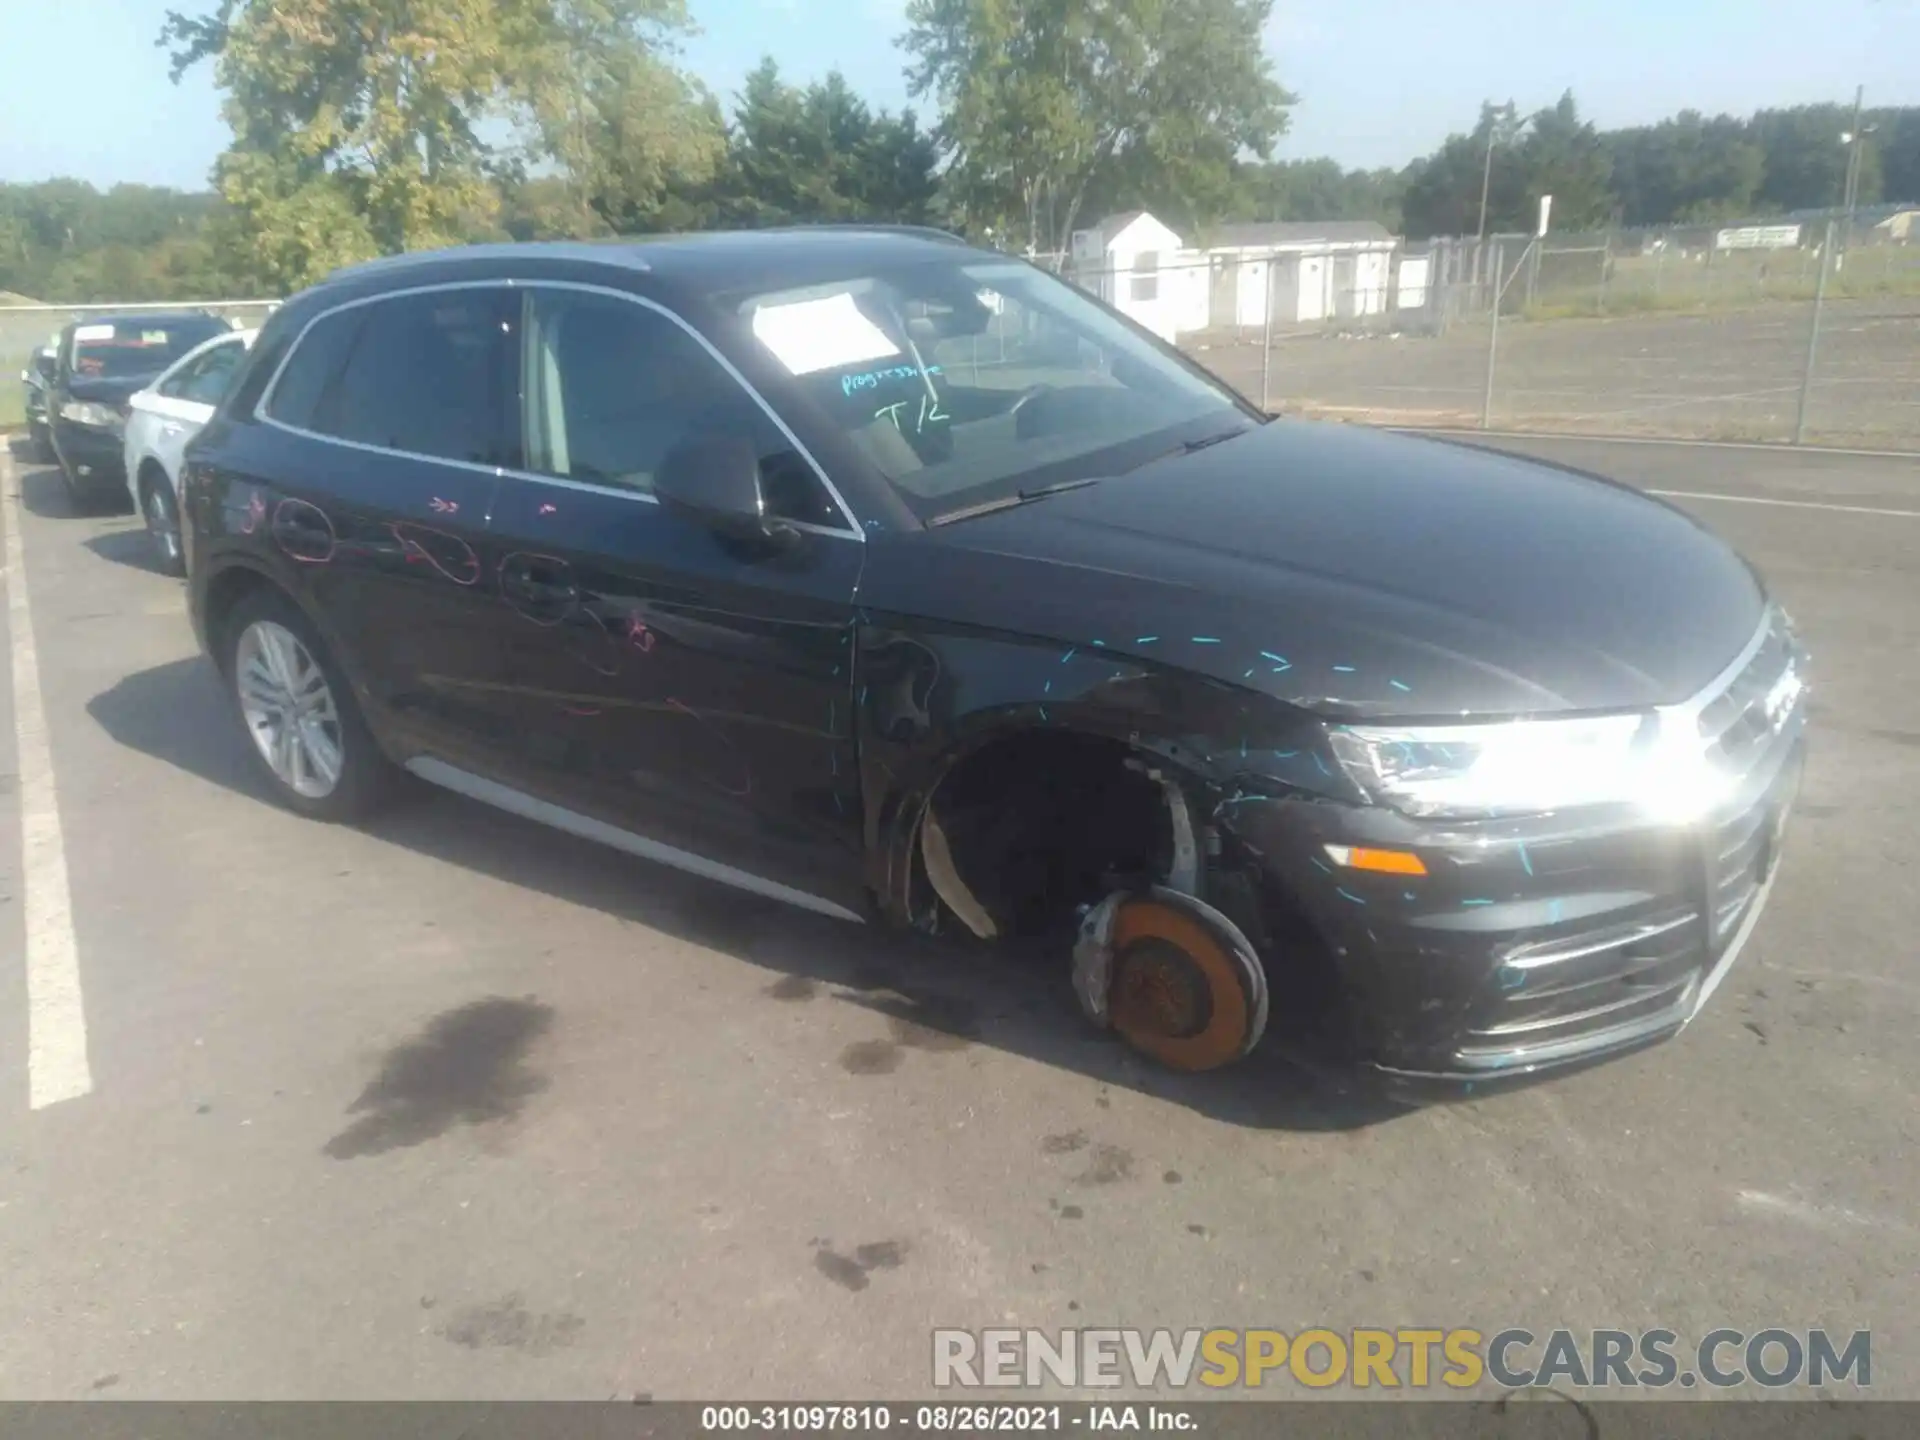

left=145, top=337, right=248, bottom=487
left=482, top=284, right=868, bottom=917
left=243, top=286, right=520, bottom=771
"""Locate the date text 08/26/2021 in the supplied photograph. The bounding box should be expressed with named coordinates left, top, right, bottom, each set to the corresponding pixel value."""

left=701, top=1406, right=1191, bottom=1432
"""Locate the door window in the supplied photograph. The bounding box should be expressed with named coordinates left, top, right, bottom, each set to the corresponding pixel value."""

left=312, top=289, right=520, bottom=467
left=163, top=340, right=246, bottom=404
left=522, top=288, right=841, bottom=528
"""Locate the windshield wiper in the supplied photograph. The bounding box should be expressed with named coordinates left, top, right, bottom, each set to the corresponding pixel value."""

left=1116, top=425, right=1253, bottom=476
left=927, top=476, right=1103, bottom=527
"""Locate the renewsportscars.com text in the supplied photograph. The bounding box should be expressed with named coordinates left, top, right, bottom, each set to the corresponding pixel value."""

left=932, top=1327, right=1872, bottom=1390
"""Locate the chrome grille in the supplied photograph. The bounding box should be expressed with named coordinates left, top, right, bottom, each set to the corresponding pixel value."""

left=1710, top=797, right=1771, bottom=938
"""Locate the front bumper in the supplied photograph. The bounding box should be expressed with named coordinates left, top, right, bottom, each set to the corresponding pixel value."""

left=1223, top=622, right=1808, bottom=1097
left=52, top=418, right=127, bottom=483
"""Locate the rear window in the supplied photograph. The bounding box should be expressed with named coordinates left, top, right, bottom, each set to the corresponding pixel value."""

left=267, top=290, right=519, bottom=468
left=263, top=308, right=366, bottom=431
left=69, top=318, right=228, bottom=379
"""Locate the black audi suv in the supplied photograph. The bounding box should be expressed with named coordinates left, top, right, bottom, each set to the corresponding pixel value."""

left=178, top=227, right=1807, bottom=1094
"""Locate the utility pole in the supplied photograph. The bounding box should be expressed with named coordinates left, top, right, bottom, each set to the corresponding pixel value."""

left=1476, top=129, right=1496, bottom=243
left=1840, top=84, right=1865, bottom=267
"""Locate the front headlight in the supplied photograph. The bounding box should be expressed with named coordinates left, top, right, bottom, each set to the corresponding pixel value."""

left=1327, top=713, right=1730, bottom=822
left=60, top=400, right=122, bottom=432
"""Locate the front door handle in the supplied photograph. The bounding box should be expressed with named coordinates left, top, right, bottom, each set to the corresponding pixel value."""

left=499, top=554, right=581, bottom=614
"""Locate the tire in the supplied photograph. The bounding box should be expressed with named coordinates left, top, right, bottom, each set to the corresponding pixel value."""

left=140, top=471, right=187, bottom=577
left=220, top=588, right=397, bottom=822
left=28, top=425, right=54, bottom=464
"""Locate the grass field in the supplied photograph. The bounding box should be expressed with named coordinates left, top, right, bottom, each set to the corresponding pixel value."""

left=1189, top=294, right=1920, bottom=450
left=0, top=351, right=27, bottom=429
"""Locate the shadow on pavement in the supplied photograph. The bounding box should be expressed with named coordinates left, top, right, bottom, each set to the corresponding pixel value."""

left=87, top=654, right=1412, bottom=1135
left=83, top=525, right=173, bottom=576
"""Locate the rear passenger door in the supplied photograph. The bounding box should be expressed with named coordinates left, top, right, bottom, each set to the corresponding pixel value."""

left=252, top=286, right=520, bottom=771
left=483, top=284, right=869, bottom=917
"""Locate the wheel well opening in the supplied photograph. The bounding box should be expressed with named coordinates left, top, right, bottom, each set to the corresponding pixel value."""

left=917, top=729, right=1185, bottom=945
left=204, top=568, right=278, bottom=667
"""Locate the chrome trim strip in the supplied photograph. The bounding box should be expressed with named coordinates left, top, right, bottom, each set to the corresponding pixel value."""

left=1688, top=841, right=1786, bottom=1016
left=1474, top=978, right=1694, bottom=1037
left=1653, top=604, right=1788, bottom=736
left=255, top=278, right=866, bottom=539
left=1505, top=911, right=1696, bottom=970
left=1396, top=998, right=1691, bottom=1077
left=406, top=756, right=869, bottom=925
left=1452, top=987, right=1694, bottom=1070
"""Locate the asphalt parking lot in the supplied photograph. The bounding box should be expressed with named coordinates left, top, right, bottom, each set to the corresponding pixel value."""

left=0, top=432, right=1915, bottom=1401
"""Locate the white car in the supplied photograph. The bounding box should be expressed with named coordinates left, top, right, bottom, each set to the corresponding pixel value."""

left=123, top=326, right=256, bottom=575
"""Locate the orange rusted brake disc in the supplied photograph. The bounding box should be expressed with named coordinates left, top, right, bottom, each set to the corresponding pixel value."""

left=1105, top=890, right=1269, bottom=1072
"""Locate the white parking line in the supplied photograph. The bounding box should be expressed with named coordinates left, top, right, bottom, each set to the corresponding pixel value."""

left=1645, top=489, right=1920, bottom=519
left=1, top=450, right=92, bottom=1108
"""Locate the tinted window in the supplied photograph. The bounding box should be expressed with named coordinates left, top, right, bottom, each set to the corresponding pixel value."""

left=523, top=288, right=839, bottom=526
left=265, top=308, right=366, bottom=430
left=176, top=340, right=247, bottom=405
left=159, top=339, right=244, bottom=403
left=310, top=290, right=519, bottom=467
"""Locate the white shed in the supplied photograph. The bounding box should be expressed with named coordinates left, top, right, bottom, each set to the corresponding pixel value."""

left=1069, top=211, right=1208, bottom=340
left=1194, top=220, right=1399, bottom=327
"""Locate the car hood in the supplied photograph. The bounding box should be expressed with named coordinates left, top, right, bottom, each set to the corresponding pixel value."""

left=63, top=373, right=154, bottom=405
left=861, top=421, right=1767, bottom=718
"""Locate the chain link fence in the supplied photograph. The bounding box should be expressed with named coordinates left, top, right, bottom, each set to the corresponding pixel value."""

left=1051, top=214, right=1920, bottom=451
left=9, top=220, right=1919, bottom=450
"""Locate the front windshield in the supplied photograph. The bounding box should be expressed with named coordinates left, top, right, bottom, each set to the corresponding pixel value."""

left=69, top=318, right=228, bottom=380
left=733, top=259, right=1247, bottom=521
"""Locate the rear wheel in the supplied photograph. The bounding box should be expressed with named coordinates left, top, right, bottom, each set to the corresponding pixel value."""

left=222, top=589, right=396, bottom=821
left=140, top=471, right=186, bottom=577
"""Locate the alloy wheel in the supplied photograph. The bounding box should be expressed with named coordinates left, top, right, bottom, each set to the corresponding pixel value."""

left=146, top=485, right=181, bottom=566
left=234, top=620, right=345, bottom=799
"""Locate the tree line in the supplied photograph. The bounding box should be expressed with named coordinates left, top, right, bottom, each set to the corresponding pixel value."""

left=1, top=0, right=1915, bottom=304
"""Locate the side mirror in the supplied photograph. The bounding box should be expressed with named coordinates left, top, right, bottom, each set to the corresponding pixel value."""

left=654, top=434, right=798, bottom=550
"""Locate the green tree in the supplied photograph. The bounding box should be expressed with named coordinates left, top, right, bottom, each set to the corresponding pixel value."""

left=1513, top=91, right=1614, bottom=231
left=1604, top=112, right=1764, bottom=225
left=1399, top=101, right=1525, bottom=239
left=713, top=60, right=939, bottom=228
left=900, top=0, right=1292, bottom=254
left=160, top=0, right=721, bottom=287
left=1750, top=104, right=1869, bottom=212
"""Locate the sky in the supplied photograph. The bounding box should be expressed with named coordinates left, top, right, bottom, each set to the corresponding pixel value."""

left=3, top=0, right=1918, bottom=192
